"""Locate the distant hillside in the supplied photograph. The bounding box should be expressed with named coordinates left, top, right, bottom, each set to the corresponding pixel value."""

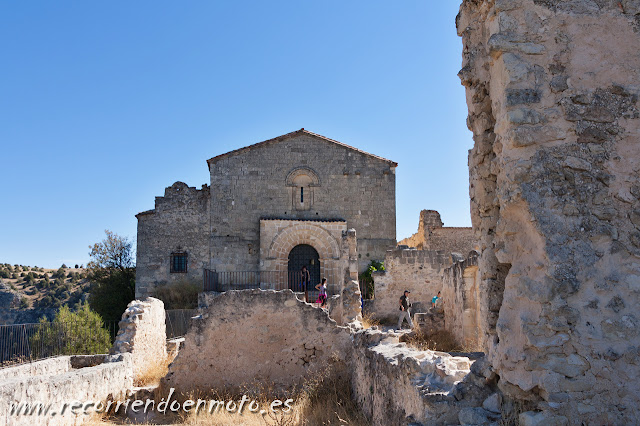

left=0, top=263, right=91, bottom=323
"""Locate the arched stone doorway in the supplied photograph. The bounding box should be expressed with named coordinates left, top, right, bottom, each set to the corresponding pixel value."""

left=259, top=219, right=346, bottom=295
left=288, top=244, right=320, bottom=298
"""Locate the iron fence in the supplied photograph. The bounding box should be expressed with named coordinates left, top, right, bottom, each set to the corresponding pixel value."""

left=165, top=309, right=197, bottom=339
left=359, top=277, right=374, bottom=300
left=203, top=270, right=322, bottom=302
left=0, top=320, right=118, bottom=368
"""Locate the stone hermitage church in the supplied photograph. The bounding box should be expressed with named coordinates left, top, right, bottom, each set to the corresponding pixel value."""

left=135, top=129, right=397, bottom=298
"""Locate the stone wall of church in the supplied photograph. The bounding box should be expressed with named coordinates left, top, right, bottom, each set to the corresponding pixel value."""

left=135, top=182, right=210, bottom=298
left=208, top=133, right=396, bottom=273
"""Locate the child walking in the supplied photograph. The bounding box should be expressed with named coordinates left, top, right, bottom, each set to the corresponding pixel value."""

left=315, top=278, right=328, bottom=308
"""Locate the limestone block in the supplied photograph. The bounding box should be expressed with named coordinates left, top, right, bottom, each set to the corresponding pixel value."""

left=111, top=297, right=166, bottom=379
left=519, top=411, right=568, bottom=426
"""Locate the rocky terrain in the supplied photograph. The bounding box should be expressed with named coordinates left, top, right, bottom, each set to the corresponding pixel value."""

left=0, top=263, right=90, bottom=324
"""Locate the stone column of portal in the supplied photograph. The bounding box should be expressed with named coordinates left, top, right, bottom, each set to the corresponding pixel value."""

left=341, top=229, right=362, bottom=325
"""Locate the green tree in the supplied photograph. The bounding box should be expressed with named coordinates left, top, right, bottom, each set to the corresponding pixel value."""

left=87, top=230, right=136, bottom=321
left=29, top=304, right=111, bottom=359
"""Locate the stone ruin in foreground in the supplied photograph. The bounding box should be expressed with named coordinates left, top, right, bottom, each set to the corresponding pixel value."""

left=459, top=0, right=640, bottom=422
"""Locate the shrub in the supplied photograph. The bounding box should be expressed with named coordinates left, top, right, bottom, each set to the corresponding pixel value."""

left=153, top=279, right=200, bottom=310
left=0, top=270, right=9, bottom=279
left=9, top=283, right=17, bottom=291
left=74, top=264, right=79, bottom=269
left=61, top=264, right=67, bottom=269
left=19, top=297, right=30, bottom=309
left=52, top=268, right=66, bottom=279
left=11, top=273, right=18, bottom=280
left=29, top=305, right=111, bottom=358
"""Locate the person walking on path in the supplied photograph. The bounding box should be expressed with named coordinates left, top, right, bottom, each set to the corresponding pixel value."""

left=397, top=290, right=413, bottom=330
left=315, top=277, right=328, bottom=308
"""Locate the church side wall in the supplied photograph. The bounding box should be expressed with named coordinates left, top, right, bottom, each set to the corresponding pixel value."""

left=209, top=134, right=396, bottom=273
left=135, top=182, right=210, bottom=298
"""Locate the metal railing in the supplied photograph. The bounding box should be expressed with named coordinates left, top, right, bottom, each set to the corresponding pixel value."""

left=359, top=277, right=374, bottom=300
left=165, top=309, right=197, bottom=339
left=203, top=270, right=321, bottom=302
left=0, top=320, right=118, bottom=368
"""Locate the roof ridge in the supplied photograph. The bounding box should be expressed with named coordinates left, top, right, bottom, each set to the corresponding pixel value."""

left=206, top=129, right=398, bottom=167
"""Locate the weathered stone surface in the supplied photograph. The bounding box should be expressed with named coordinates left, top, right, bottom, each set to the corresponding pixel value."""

left=459, top=0, right=640, bottom=422
left=111, top=297, right=166, bottom=379
left=459, top=406, right=499, bottom=425
left=482, top=392, right=502, bottom=413
left=0, top=353, right=133, bottom=426
left=443, top=251, right=482, bottom=349
left=414, top=308, right=445, bottom=336
left=519, top=410, right=568, bottom=426
left=352, top=328, right=501, bottom=425
left=163, top=289, right=352, bottom=394
left=370, top=248, right=448, bottom=320
left=399, top=210, right=476, bottom=255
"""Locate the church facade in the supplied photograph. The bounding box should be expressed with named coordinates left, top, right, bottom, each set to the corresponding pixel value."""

left=135, top=129, right=397, bottom=298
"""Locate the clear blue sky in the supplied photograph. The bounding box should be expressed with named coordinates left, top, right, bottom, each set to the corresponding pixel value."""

left=0, top=1, right=472, bottom=268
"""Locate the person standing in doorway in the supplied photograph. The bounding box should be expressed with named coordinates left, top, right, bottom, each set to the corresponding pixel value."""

left=300, top=265, right=310, bottom=302
left=398, top=290, right=413, bottom=330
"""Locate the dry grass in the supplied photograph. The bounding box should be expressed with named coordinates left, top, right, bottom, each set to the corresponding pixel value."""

left=403, top=329, right=470, bottom=353
left=498, top=396, right=535, bottom=426
left=88, top=358, right=366, bottom=426
left=133, top=355, right=172, bottom=387
left=361, top=313, right=380, bottom=329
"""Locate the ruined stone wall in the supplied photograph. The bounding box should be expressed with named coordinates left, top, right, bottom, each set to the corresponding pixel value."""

left=163, top=290, right=352, bottom=394
left=0, top=353, right=132, bottom=426
left=442, top=252, right=482, bottom=350
left=428, top=227, right=477, bottom=257
left=209, top=133, right=396, bottom=274
left=399, top=210, right=476, bottom=259
left=352, top=329, right=500, bottom=425
left=136, top=182, right=210, bottom=298
left=111, top=298, right=166, bottom=379
left=369, top=248, right=449, bottom=320
left=458, top=0, right=640, bottom=421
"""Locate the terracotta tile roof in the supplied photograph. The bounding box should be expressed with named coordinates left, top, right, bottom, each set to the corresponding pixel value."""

left=206, top=128, right=398, bottom=168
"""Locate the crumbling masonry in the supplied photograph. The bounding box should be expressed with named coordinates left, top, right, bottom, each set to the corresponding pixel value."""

left=459, top=0, right=640, bottom=422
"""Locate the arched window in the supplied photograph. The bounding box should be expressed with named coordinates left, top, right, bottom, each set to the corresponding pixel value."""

left=285, top=167, right=319, bottom=211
